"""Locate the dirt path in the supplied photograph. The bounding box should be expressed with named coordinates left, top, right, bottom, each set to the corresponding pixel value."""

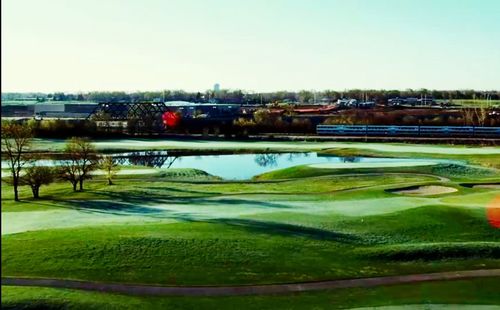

left=2, top=269, right=499, bottom=297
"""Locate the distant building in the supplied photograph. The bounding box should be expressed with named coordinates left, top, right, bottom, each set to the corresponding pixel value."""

left=388, top=97, right=435, bottom=107
left=1, top=103, right=97, bottom=119
left=336, top=99, right=358, bottom=108
left=388, top=98, right=404, bottom=106
left=164, top=101, right=239, bottom=119
left=418, top=97, right=435, bottom=106
left=214, top=83, right=220, bottom=93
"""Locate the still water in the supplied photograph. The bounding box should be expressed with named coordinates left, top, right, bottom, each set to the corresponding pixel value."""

left=2, top=152, right=443, bottom=180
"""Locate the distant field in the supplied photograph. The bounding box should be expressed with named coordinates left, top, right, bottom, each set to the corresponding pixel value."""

left=450, top=99, right=500, bottom=107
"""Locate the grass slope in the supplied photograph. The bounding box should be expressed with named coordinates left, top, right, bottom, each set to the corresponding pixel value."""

left=255, top=163, right=497, bottom=182
left=3, top=206, right=499, bottom=286
left=3, top=278, right=500, bottom=309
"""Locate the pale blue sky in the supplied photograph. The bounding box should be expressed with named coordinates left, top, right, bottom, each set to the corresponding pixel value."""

left=2, top=0, right=499, bottom=92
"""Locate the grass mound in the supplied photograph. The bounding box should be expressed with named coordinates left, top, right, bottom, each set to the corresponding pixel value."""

left=155, top=168, right=220, bottom=180
left=429, top=164, right=497, bottom=180
left=360, top=242, right=500, bottom=261
left=255, top=163, right=497, bottom=181
left=254, top=165, right=338, bottom=180
left=3, top=206, right=499, bottom=285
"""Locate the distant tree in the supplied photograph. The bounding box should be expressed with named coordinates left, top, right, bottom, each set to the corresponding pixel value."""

left=253, top=109, right=273, bottom=125
left=1, top=122, right=33, bottom=201
left=21, top=166, right=55, bottom=199
left=323, top=115, right=354, bottom=125
left=460, top=107, right=475, bottom=126
left=298, top=90, right=314, bottom=104
left=53, top=92, right=66, bottom=101
left=60, top=137, right=98, bottom=191
left=474, top=99, right=490, bottom=127
left=99, top=155, right=120, bottom=185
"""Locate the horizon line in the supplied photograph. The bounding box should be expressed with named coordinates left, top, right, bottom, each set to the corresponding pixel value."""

left=3, top=88, right=500, bottom=94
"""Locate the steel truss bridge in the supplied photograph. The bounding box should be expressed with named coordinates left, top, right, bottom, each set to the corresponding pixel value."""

left=87, top=102, right=168, bottom=120
left=87, top=102, right=169, bottom=132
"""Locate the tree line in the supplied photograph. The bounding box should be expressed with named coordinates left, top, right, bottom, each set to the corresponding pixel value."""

left=2, top=122, right=119, bottom=201
left=3, top=89, right=499, bottom=104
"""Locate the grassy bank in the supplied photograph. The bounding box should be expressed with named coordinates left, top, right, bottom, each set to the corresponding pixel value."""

left=3, top=278, right=500, bottom=309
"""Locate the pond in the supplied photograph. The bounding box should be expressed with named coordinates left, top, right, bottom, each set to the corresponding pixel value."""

left=2, top=152, right=447, bottom=180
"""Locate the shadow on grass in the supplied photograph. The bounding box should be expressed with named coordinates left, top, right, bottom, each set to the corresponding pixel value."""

left=204, top=218, right=362, bottom=243
left=53, top=191, right=292, bottom=223
left=56, top=199, right=197, bottom=221
left=63, top=189, right=293, bottom=210
left=50, top=198, right=360, bottom=243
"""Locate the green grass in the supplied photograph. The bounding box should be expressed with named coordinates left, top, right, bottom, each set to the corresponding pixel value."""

left=451, top=99, right=500, bottom=107
left=3, top=205, right=499, bottom=286
left=3, top=278, right=500, bottom=310
left=2, top=144, right=499, bottom=308
left=254, top=163, right=497, bottom=182
left=1, top=173, right=434, bottom=212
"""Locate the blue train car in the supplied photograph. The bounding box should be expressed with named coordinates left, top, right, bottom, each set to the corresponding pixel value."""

left=316, top=125, right=500, bottom=138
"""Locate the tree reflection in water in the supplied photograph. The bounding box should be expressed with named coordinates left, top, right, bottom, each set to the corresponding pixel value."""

left=254, top=153, right=280, bottom=167
left=114, top=151, right=178, bottom=168
left=286, top=152, right=309, bottom=161
left=340, top=156, right=360, bottom=163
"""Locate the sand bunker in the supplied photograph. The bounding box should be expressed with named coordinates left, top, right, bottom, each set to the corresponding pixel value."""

left=390, top=185, right=458, bottom=196
left=460, top=183, right=500, bottom=189
left=473, top=184, right=500, bottom=189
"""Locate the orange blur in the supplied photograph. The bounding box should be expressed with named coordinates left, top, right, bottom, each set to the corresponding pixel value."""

left=487, top=195, right=500, bottom=228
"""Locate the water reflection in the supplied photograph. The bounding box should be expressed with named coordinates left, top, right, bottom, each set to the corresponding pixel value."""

left=1, top=152, right=445, bottom=180
left=254, top=154, right=279, bottom=167
left=287, top=152, right=309, bottom=161
left=113, top=151, right=177, bottom=168
left=340, top=156, right=361, bottom=163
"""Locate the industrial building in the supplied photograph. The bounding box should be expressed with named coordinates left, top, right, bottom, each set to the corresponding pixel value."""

left=2, top=103, right=97, bottom=119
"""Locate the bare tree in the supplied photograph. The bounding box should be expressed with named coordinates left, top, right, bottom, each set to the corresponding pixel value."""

left=21, top=166, right=55, bottom=199
left=460, top=107, right=475, bottom=126
left=60, top=137, right=98, bottom=191
left=99, top=155, right=120, bottom=185
left=1, top=122, right=33, bottom=201
left=474, top=103, right=489, bottom=127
